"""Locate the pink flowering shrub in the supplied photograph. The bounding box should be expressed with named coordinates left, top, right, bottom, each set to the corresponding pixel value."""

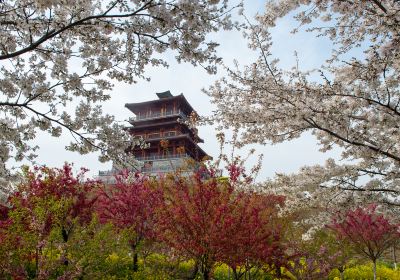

left=330, top=204, right=400, bottom=280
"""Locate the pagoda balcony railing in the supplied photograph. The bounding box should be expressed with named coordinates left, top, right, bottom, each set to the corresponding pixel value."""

left=130, top=110, right=187, bottom=122
left=146, top=131, right=181, bottom=140
left=98, top=167, right=138, bottom=176
left=98, top=170, right=116, bottom=176
left=97, top=157, right=192, bottom=176
left=136, top=153, right=190, bottom=161
left=141, top=165, right=185, bottom=173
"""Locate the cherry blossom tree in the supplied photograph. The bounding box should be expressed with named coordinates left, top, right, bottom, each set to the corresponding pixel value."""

left=16, top=164, right=98, bottom=240
left=207, top=0, right=400, bottom=209
left=96, top=172, right=163, bottom=272
left=330, top=204, right=400, bottom=280
left=289, top=228, right=356, bottom=280
left=0, top=164, right=99, bottom=278
left=157, top=167, right=229, bottom=280
left=157, top=165, right=285, bottom=280
left=216, top=192, right=285, bottom=279
left=0, top=0, right=237, bottom=178
left=0, top=201, right=11, bottom=278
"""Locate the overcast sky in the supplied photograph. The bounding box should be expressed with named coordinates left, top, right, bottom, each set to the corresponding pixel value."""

left=32, top=1, right=341, bottom=180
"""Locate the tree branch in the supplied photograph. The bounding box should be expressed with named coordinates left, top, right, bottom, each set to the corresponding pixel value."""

left=370, top=0, right=387, bottom=13
left=304, top=118, right=400, bottom=163
left=0, top=1, right=156, bottom=60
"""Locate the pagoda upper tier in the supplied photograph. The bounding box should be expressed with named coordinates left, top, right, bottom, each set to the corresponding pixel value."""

left=126, top=91, right=194, bottom=121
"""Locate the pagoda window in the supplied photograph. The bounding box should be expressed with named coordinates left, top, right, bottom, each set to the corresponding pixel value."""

left=165, top=106, right=174, bottom=116
left=156, top=108, right=162, bottom=116
left=136, top=112, right=144, bottom=120
left=162, top=148, right=173, bottom=155
left=148, top=132, right=160, bottom=139
left=149, top=151, right=158, bottom=157
left=147, top=109, right=161, bottom=118
left=164, top=131, right=176, bottom=137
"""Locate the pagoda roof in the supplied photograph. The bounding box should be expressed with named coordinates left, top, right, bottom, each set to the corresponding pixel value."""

left=125, top=93, right=194, bottom=114
left=156, top=90, right=173, bottom=98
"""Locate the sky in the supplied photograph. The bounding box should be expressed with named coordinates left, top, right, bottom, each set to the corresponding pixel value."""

left=32, top=0, right=341, bottom=180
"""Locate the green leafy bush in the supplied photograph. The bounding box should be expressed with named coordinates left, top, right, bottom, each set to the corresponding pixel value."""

left=329, top=264, right=400, bottom=280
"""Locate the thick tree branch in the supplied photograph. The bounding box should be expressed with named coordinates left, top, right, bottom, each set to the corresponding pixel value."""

left=304, top=118, right=400, bottom=163
left=370, top=0, right=387, bottom=13
left=0, top=1, right=156, bottom=60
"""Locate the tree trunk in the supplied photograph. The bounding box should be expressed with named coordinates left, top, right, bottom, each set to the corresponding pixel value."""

left=133, top=252, right=139, bottom=272
left=275, top=265, right=282, bottom=278
left=373, top=260, right=377, bottom=280
left=339, top=268, right=344, bottom=280
left=201, top=262, right=211, bottom=280
left=232, top=268, right=239, bottom=280
left=187, top=261, right=199, bottom=280
left=61, top=227, right=69, bottom=242
left=131, top=245, right=138, bottom=272
left=203, top=267, right=210, bottom=280
left=35, top=247, right=39, bottom=277
left=393, top=245, right=397, bottom=270
left=199, top=255, right=211, bottom=280
left=61, top=227, right=69, bottom=266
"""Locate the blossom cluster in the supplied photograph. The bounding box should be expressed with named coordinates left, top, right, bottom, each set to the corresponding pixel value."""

left=206, top=0, right=400, bottom=219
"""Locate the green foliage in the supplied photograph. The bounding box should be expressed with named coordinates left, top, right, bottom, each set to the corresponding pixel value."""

left=213, top=263, right=235, bottom=280
left=137, top=254, right=198, bottom=279
left=62, top=219, right=132, bottom=278
left=212, top=263, right=274, bottom=280
left=329, top=263, right=400, bottom=280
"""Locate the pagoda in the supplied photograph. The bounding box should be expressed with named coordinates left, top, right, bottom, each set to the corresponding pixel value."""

left=124, top=91, right=210, bottom=174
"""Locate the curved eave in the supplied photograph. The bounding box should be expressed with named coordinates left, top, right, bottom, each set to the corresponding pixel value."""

left=129, top=120, right=181, bottom=130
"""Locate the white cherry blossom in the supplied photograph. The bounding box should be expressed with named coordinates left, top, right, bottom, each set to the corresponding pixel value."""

left=207, top=0, right=400, bottom=214
left=0, top=0, right=236, bottom=178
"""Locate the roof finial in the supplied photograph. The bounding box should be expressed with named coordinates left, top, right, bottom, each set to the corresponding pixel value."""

left=156, top=90, right=173, bottom=99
